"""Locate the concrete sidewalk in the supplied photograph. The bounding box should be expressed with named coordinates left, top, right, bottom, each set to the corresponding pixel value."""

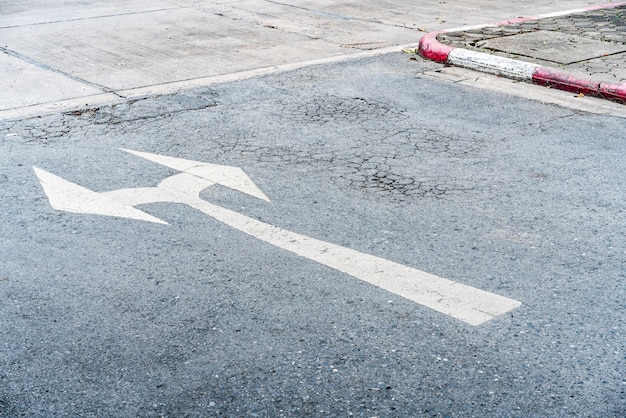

left=418, top=2, right=626, bottom=103
left=1, top=0, right=599, bottom=120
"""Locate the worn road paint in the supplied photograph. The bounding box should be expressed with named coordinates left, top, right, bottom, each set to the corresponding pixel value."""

left=33, top=150, right=522, bottom=325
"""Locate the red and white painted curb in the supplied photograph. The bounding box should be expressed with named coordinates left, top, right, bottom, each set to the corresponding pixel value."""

left=418, top=2, right=626, bottom=103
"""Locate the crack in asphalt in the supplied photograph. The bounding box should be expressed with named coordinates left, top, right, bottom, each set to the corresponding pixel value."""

left=0, top=88, right=528, bottom=202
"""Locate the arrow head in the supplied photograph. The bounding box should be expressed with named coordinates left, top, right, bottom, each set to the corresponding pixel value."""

left=33, top=167, right=168, bottom=224
left=121, top=148, right=270, bottom=202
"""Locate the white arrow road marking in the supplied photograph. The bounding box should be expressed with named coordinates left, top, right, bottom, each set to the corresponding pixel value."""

left=120, top=148, right=270, bottom=202
left=188, top=198, right=522, bottom=326
left=33, top=167, right=167, bottom=224
left=33, top=151, right=522, bottom=325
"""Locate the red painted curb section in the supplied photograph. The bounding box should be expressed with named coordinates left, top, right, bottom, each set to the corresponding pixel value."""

left=417, top=32, right=453, bottom=63
left=532, top=67, right=601, bottom=96
left=532, top=67, right=626, bottom=104
left=599, top=83, right=626, bottom=104
left=417, top=2, right=626, bottom=104
left=533, top=70, right=626, bottom=104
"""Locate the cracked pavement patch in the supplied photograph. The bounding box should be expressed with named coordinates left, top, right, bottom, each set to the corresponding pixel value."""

left=66, top=92, right=219, bottom=126
left=1, top=56, right=585, bottom=204
left=31, top=100, right=485, bottom=201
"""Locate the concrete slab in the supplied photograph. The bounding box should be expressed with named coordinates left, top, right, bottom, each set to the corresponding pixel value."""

left=0, top=8, right=349, bottom=91
left=0, top=52, right=107, bottom=111
left=0, top=0, right=176, bottom=27
left=0, top=0, right=602, bottom=119
left=202, top=1, right=419, bottom=49
left=481, top=30, right=626, bottom=64
left=260, top=0, right=596, bottom=30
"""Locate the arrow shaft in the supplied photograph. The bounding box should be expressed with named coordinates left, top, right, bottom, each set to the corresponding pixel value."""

left=94, top=174, right=521, bottom=325
left=186, top=198, right=521, bottom=326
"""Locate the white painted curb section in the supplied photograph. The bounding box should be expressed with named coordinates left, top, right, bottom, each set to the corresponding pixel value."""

left=448, top=49, right=539, bottom=82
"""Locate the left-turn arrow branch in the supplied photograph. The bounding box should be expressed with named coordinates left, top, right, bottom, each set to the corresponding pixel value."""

left=32, top=166, right=169, bottom=225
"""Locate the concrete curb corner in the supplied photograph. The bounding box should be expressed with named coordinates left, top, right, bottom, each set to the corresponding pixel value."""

left=417, top=4, right=626, bottom=104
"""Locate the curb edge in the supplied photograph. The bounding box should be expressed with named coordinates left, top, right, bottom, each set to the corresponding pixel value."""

left=417, top=2, right=626, bottom=103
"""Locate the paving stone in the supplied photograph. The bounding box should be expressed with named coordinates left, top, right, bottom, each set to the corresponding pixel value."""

left=436, top=5, right=626, bottom=86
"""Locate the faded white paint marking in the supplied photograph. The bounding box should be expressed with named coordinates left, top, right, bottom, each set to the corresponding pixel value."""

left=33, top=151, right=522, bottom=325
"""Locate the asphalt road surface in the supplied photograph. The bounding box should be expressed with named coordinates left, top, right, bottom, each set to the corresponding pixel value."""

left=1, top=53, right=625, bottom=417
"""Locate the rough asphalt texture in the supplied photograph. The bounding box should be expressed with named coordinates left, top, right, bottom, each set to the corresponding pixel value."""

left=1, top=54, right=625, bottom=417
